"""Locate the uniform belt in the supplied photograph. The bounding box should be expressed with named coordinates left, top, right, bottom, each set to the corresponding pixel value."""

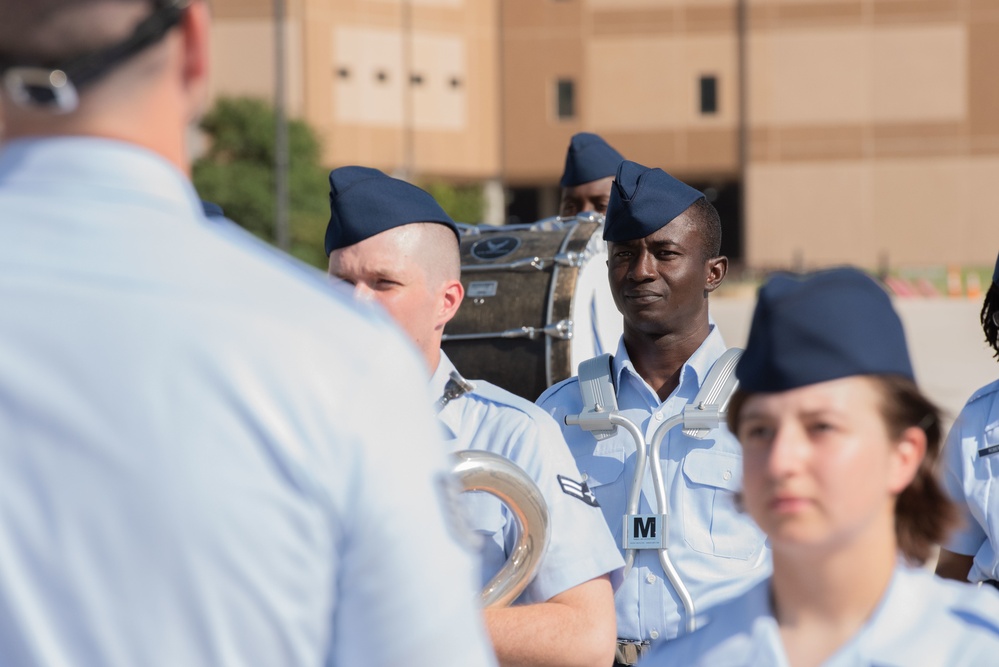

left=614, top=639, right=651, bottom=666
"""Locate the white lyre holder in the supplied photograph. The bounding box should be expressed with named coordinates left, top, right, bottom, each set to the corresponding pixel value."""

left=563, top=348, right=743, bottom=636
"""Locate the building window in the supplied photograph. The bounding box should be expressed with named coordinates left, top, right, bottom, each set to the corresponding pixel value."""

left=699, top=75, right=718, bottom=114
left=556, top=79, right=575, bottom=120
left=335, top=67, right=350, bottom=79
left=410, top=73, right=424, bottom=85
left=375, top=70, right=389, bottom=83
left=449, top=76, right=463, bottom=89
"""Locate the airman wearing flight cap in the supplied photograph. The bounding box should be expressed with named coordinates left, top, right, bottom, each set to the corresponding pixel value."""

left=325, top=166, right=624, bottom=667
left=938, top=252, right=999, bottom=591
left=644, top=266, right=999, bottom=667
left=556, top=132, right=627, bottom=360
left=537, top=159, right=770, bottom=665
left=558, top=132, right=625, bottom=218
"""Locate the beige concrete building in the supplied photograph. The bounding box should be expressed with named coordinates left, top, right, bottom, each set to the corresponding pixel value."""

left=210, top=0, right=999, bottom=270
left=743, top=1, right=999, bottom=271
left=211, top=0, right=500, bottom=181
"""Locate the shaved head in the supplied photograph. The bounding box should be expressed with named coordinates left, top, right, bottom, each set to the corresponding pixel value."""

left=0, top=0, right=211, bottom=171
left=351, top=222, right=459, bottom=289
left=0, top=0, right=153, bottom=61
left=413, top=222, right=461, bottom=287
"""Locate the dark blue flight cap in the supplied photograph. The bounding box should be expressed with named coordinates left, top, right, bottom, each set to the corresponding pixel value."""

left=603, top=160, right=704, bottom=243
left=736, top=267, right=914, bottom=393
left=325, top=166, right=459, bottom=256
left=560, top=133, right=625, bottom=188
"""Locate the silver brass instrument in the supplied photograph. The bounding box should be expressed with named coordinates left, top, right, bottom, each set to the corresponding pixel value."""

left=438, top=370, right=552, bottom=608
left=453, top=450, right=551, bottom=608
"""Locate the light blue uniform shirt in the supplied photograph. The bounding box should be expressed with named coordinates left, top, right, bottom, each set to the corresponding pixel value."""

left=537, top=327, right=770, bottom=642
left=432, top=353, right=624, bottom=603
left=643, top=564, right=999, bottom=666
left=0, top=137, right=496, bottom=667
left=941, top=378, right=999, bottom=582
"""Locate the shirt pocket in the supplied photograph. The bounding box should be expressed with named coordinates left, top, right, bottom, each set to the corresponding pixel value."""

left=680, top=448, right=765, bottom=560
left=977, top=422, right=999, bottom=471
left=973, top=423, right=999, bottom=513
left=573, top=445, right=627, bottom=529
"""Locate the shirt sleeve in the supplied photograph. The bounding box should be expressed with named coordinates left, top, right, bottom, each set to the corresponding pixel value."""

left=941, top=400, right=989, bottom=556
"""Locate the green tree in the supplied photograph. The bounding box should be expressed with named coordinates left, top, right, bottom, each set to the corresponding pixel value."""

left=420, top=181, right=485, bottom=225
left=193, top=97, right=329, bottom=268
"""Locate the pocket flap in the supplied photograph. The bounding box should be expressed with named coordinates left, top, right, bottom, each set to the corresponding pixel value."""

left=577, top=445, right=626, bottom=488
left=682, top=448, right=742, bottom=491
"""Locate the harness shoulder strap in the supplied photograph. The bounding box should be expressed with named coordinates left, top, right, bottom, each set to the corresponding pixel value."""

left=577, top=353, right=618, bottom=441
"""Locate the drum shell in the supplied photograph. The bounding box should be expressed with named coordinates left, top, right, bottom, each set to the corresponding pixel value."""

left=442, top=219, right=620, bottom=401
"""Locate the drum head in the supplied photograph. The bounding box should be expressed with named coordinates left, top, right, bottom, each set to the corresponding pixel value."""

left=442, top=218, right=621, bottom=401
left=569, top=231, right=621, bottom=367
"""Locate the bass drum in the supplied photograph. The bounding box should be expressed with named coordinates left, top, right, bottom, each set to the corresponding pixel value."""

left=442, top=214, right=622, bottom=401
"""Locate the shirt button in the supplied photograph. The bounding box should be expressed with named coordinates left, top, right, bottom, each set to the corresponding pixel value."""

left=581, top=472, right=588, bottom=481
left=723, top=470, right=732, bottom=481
left=646, top=573, right=657, bottom=584
left=654, top=412, right=663, bottom=421
left=650, top=630, right=660, bottom=640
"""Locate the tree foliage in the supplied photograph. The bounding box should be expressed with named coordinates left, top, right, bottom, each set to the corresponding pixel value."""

left=193, top=97, right=490, bottom=265
left=420, top=181, right=485, bottom=225
left=192, top=97, right=329, bottom=268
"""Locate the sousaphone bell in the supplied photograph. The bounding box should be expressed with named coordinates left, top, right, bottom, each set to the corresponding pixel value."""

left=438, top=370, right=552, bottom=608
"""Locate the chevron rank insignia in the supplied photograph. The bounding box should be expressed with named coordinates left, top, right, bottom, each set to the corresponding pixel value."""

left=558, top=475, right=600, bottom=507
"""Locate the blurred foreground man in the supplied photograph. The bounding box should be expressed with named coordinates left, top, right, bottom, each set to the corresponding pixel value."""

left=0, top=2, right=495, bottom=666
left=326, top=166, right=624, bottom=667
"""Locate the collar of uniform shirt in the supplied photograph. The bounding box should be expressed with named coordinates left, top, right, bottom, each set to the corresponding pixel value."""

left=611, top=324, right=728, bottom=405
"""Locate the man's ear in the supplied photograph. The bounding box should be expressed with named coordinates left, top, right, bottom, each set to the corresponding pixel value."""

left=438, top=279, right=464, bottom=328
left=704, top=255, right=728, bottom=293
left=179, top=0, right=211, bottom=121
left=888, top=426, right=927, bottom=495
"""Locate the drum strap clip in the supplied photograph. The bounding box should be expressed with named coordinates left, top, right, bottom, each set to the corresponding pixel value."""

left=574, top=354, right=618, bottom=441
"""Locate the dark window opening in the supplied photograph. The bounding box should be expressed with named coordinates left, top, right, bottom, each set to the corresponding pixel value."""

left=505, top=187, right=541, bottom=225
left=699, top=75, right=718, bottom=114
left=375, top=70, right=388, bottom=83
left=688, top=180, right=742, bottom=264
left=449, top=76, right=463, bottom=89
left=336, top=67, right=350, bottom=79
left=410, top=73, right=424, bottom=85
left=556, top=79, right=575, bottom=119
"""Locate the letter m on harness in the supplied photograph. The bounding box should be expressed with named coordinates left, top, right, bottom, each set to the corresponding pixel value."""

left=622, top=514, right=667, bottom=549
